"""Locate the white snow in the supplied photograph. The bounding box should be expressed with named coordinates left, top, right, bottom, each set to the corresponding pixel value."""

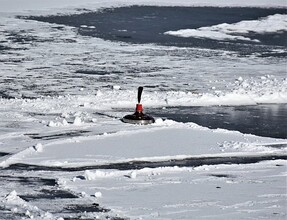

left=0, top=0, right=286, bottom=219
left=8, top=122, right=285, bottom=168
left=73, top=116, right=82, bottom=125
left=33, top=143, right=43, bottom=152
left=1, top=190, right=55, bottom=219
left=65, top=160, right=287, bottom=219
left=165, top=14, right=287, bottom=42
left=94, top=192, right=103, bottom=198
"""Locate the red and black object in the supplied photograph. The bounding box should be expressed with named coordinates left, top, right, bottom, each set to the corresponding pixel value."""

left=122, top=87, right=155, bottom=125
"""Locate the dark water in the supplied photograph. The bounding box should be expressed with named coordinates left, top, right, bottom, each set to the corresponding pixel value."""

left=148, top=104, right=287, bottom=139
left=23, top=6, right=287, bottom=55
left=18, top=7, right=287, bottom=138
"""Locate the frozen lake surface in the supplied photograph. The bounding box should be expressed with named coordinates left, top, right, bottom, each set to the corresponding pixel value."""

left=0, top=1, right=286, bottom=219
left=11, top=5, right=287, bottom=139
left=24, top=6, right=287, bottom=53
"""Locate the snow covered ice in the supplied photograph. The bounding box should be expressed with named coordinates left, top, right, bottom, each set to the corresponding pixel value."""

left=165, top=14, right=287, bottom=42
left=0, top=0, right=286, bottom=219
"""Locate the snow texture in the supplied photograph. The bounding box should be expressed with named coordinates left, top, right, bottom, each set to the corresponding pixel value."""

left=0, top=0, right=286, bottom=219
left=165, top=14, right=287, bottom=42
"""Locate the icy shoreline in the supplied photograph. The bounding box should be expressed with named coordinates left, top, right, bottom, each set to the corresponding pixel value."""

left=0, top=1, right=286, bottom=219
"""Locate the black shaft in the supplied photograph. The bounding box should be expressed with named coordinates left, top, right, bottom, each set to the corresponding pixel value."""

left=138, top=87, right=143, bottom=103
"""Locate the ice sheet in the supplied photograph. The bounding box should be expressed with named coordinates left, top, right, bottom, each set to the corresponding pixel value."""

left=165, top=14, right=287, bottom=42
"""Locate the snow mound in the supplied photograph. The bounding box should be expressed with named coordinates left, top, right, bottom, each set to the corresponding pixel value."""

left=84, top=170, right=117, bottom=180
left=2, top=190, right=54, bottom=220
left=165, top=14, right=287, bottom=42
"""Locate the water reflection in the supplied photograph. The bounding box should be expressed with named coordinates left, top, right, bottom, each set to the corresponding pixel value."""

left=150, top=104, right=287, bottom=139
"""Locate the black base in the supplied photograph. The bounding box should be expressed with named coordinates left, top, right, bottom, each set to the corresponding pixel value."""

left=122, top=113, right=155, bottom=125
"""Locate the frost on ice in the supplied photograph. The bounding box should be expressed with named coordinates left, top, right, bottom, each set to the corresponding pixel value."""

left=0, top=0, right=286, bottom=219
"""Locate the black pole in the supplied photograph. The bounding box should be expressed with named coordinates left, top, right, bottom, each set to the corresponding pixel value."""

left=138, top=86, right=143, bottom=103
